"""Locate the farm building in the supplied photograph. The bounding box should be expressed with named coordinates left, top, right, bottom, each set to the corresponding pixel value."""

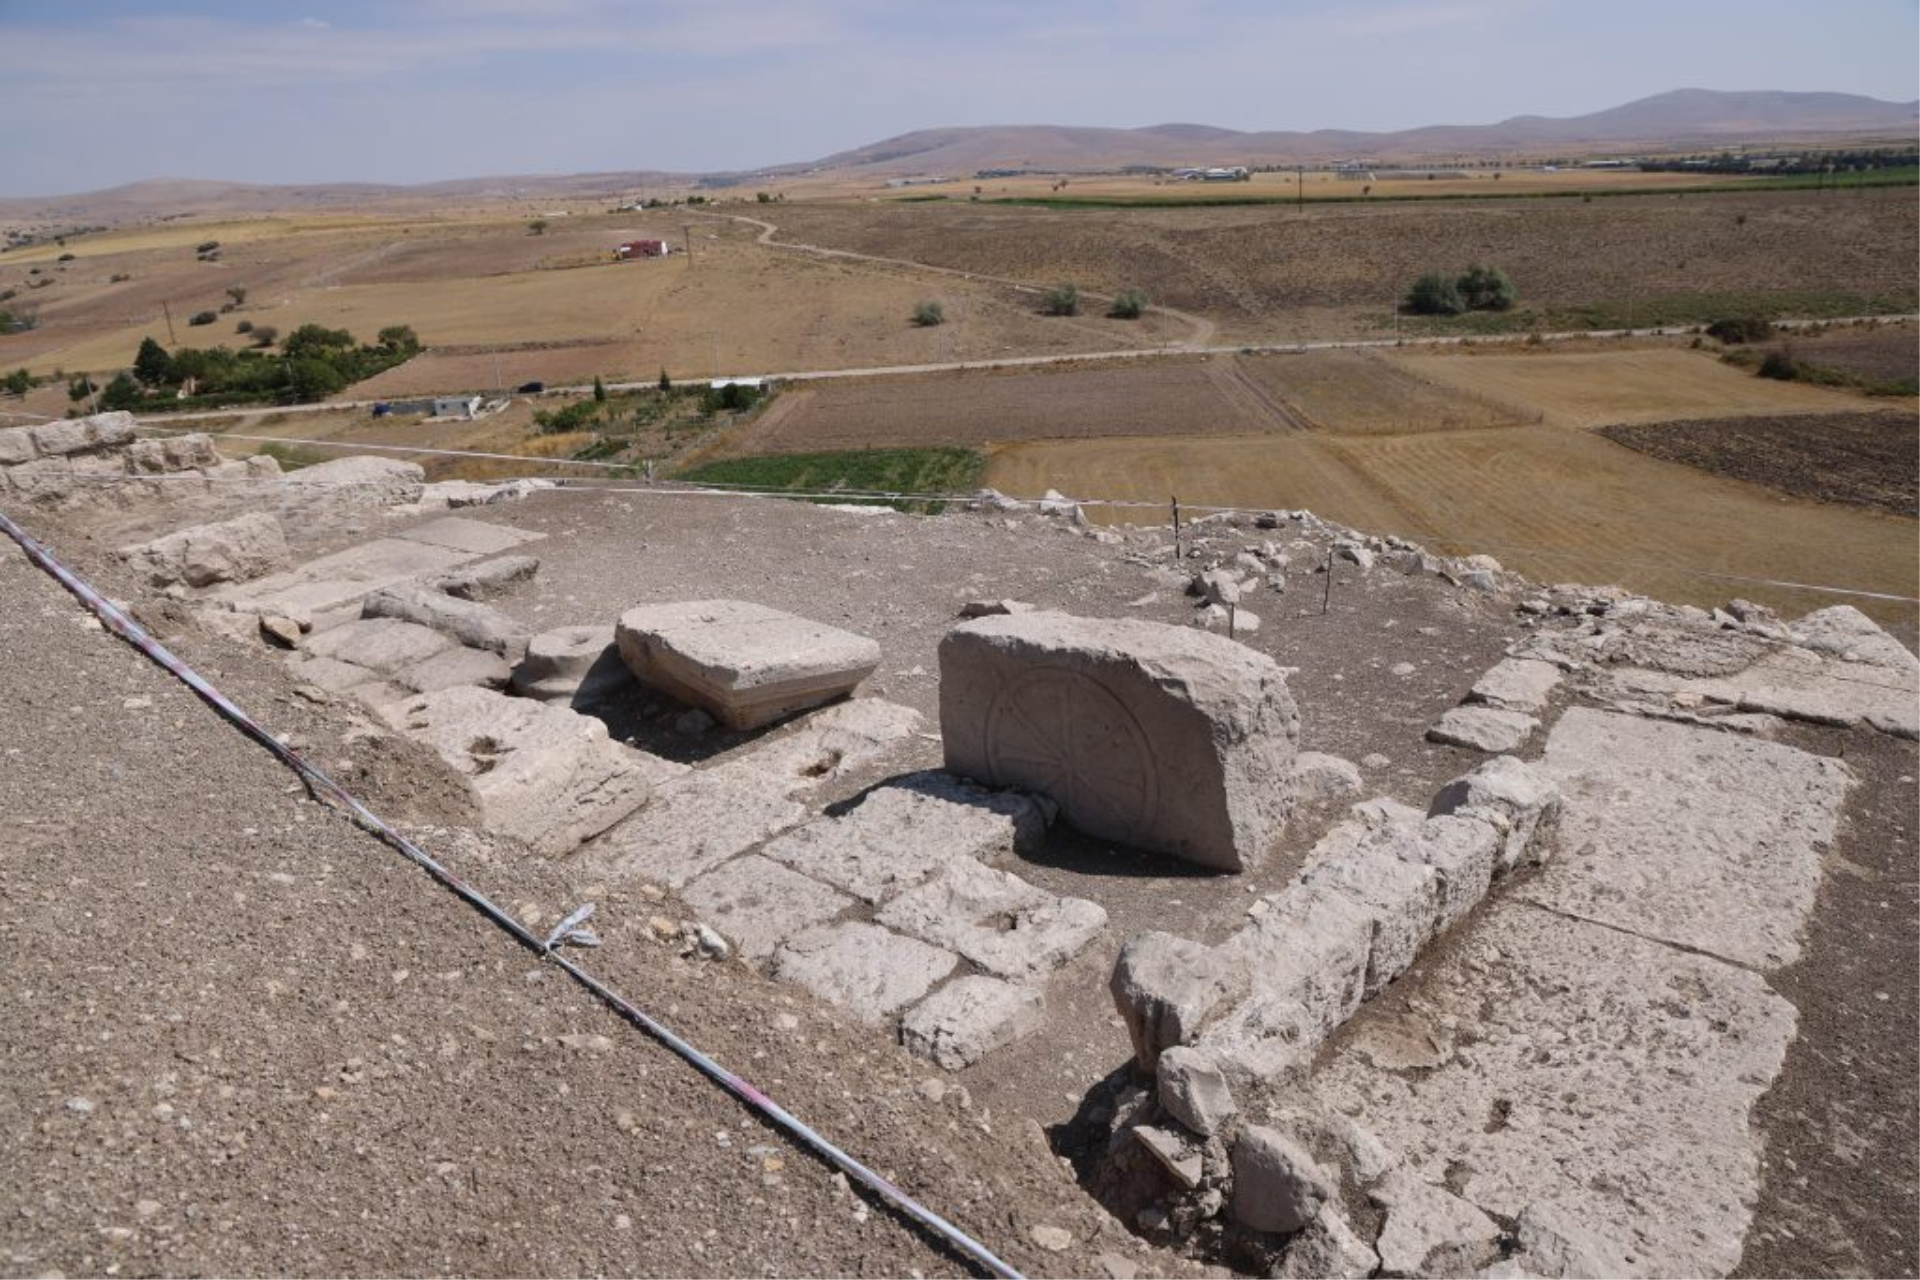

left=616, top=239, right=672, bottom=260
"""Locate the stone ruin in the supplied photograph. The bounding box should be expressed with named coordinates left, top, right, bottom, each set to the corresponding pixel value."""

left=7, top=412, right=1916, bottom=1279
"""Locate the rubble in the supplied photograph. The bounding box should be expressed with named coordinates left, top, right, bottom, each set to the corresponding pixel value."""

left=1229, top=1127, right=1331, bottom=1235
left=1110, top=931, right=1247, bottom=1071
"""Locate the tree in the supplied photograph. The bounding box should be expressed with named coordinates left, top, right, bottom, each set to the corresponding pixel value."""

left=67, top=374, right=97, bottom=404
left=528, top=219, right=549, bottom=236
left=134, top=336, right=174, bottom=387
left=376, top=324, right=420, bottom=354
left=592, top=375, right=607, bottom=403
left=285, top=357, right=348, bottom=402
left=1042, top=282, right=1080, bottom=316
left=658, top=368, right=672, bottom=393
left=1405, top=271, right=1466, bottom=316
left=1457, top=264, right=1516, bottom=311
left=3, top=369, right=33, bottom=397
left=99, top=372, right=144, bottom=411
left=226, top=286, right=248, bottom=307
left=281, top=324, right=353, bottom=358
left=249, top=324, right=278, bottom=348
left=912, top=300, right=945, bottom=327
left=1108, top=287, right=1148, bottom=320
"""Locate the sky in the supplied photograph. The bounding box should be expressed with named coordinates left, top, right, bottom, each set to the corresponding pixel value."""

left=0, top=0, right=1915, bottom=196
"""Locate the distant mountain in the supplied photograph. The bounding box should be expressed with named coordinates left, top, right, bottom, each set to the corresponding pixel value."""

left=795, top=89, right=1919, bottom=175
left=3, top=89, right=1912, bottom=223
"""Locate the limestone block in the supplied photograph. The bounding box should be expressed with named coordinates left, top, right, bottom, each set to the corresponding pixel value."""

left=209, top=537, right=474, bottom=628
left=940, top=612, right=1299, bottom=871
left=282, top=455, right=425, bottom=504
left=124, top=433, right=222, bottom=474
left=900, top=976, right=1045, bottom=1069
left=1371, top=1170, right=1503, bottom=1278
left=1156, top=1046, right=1237, bottom=1137
left=772, top=922, right=958, bottom=1023
left=1512, top=1201, right=1635, bottom=1279
left=1205, top=883, right=1375, bottom=1082
left=739, top=698, right=924, bottom=794
left=512, top=625, right=629, bottom=704
left=1788, top=603, right=1918, bottom=671
left=362, top=583, right=527, bottom=656
left=681, top=854, right=853, bottom=962
left=1389, top=816, right=1500, bottom=934
left=1302, top=836, right=1442, bottom=996
left=382, top=686, right=654, bottom=856
left=1535, top=707, right=1850, bottom=970
left=583, top=763, right=808, bottom=889
left=761, top=770, right=1050, bottom=904
left=30, top=411, right=135, bottom=458
left=1468, top=657, right=1564, bottom=713
left=0, top=425, right=36, bottom=465
left=1231, top=1127, right=1332, bottom=1235
left=395, top=645, right=511, bottom=694
left=874, top=859, right=1107, bottom=981
left=616, top=599, right=882, bottom=731
left=1109, top=931, right=1247, bottom=1071
left=289, top=654, right=381, bottom=694
left=1428, top=755, right=1562, bottom=870
left=434, top=555, right=540, bottom=600
left=118, top=511, right=289, bottom=589
left=1427, top=705, right=1538, bottom=753
left=306, top=617, right=453, bottom=675
left=2, top=456, right=77, bottom=499
left=395, top=516, right=545, bottom=557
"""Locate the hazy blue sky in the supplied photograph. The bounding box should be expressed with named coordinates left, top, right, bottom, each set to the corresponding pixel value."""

left=1, top=0, right=1914, bottom=196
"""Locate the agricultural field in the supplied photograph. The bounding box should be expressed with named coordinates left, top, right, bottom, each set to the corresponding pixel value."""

left=1385, top=345, right=1873, bottom=427
left=763, top=187, right=1918, bottom=343
left=1745, top=317, right=1919, bottom=389
left=1598, top=410, right=1919, bottom=515
left=983, top=423, right=1918, bottom=625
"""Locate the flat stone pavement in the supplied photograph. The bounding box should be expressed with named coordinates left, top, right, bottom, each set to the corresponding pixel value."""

left=0, top=540, right=1133, bottom=1280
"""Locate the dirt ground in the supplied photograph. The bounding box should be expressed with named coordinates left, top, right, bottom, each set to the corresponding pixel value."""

left=1599, top=410, right=1920, bottom=515
left=1752, top=317, right=1920, bottom=383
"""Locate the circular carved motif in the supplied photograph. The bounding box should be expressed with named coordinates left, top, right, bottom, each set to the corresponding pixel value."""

left=986, top=666, right=1158, bottom=843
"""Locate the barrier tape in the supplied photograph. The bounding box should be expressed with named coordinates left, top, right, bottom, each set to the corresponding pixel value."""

left=0, top=507, right=1025, bottom=1280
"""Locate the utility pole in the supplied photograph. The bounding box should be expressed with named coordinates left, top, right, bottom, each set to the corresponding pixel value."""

left=161, top=301, right=177, bottom=345
left=683, top=225, right=695, bottom=265
left=1296, top=166, right=1304, bottom=210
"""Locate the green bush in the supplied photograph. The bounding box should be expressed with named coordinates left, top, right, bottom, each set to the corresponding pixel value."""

left=1457, top=264, right=1516, bottom=311
left=532, top=399, right=601, bottom=435
left=99, top=372, right=143, bottom=411
left=187, top=310, right=217, bottom=326
left=1757, top=350, right=1800, bottom=380
left=1109, top=287, right=1149, bottom=320
left=1405, top=271, right=1466, bottom=316
left=134, top=337, right=173, bottom=386
left=4, top=368, right=34, bottom=396
left=1042, top=282, right=1080, bottom=316
left=1706, top=316, right=1774, bottom=344
left=912, top=300, right=945, bottom=327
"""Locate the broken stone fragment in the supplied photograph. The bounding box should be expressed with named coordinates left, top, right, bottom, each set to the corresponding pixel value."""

left=616, top=599, right=882, bottom=731
left=1427, top=705, right=1538, bottom=753
left=432, top=554, right=540, bottom=600
left=1110, top=931, right=1247, bottom=1071
left=512, top=625, right=629, bottom=705
left=1468, top=657, right=1564, bottom=714
left=1133, top=1124, right=1205, bottom=1189
left=1273, top=1207, right=1378, bottom=1279
left=118, top=511, right=289, bottom=589
left=900, top=976, right=1044, bottom=1069
left=1512, top=1200, right=1635, bottom=1279
left=1292, top=751, right=1363, bottom=803
left=363, top=583, right=527, bottom=657
left=258, top=614, right=304, bottom=649
left=958, top=599, right=1036, bottom=619
left=1155, top=1046, right=1237, bottom=1137
left=941, top=612, right=1298, bottom=871
left=1427, top=755, right=1561, bottom=870
left=1230, top=1126, right=1331, bottom=1235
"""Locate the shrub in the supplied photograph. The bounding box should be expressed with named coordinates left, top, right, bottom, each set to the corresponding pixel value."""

left=57, top=252, right=74, bottom=262
left=188, top=310, right=217, bottom=326
left=593, top=375, right=607, bottom=403
left=1405, top=271, right=1465, bottom=316
left=532, top=399, right=600, bottom=435
left=99, top=372, right=143, bottom=411
left=1042, top=282, right=1080, bottom=316
left=1109, top=287, right=1148, bottom=320
left=658, top=368, right=672, bottom=393
left=911, top=300, right=945, bottom=327
left=376, top=324, right=420, bottom=353
left=4, top=368, right=33, bottom=396
left=527, top=219, right=548, bottom=236
left=1706, top=316, right=1774, bottom=344
left=249, top=325, right=278, bottom=348
left=1757, top=350, right=1800, bottom=381
left=1457, top=264, right=1515, bottom=311
left=235, top=319, right=253, bottom=334
left=226, top=286, right=247, bottom=306
left=67, top=374, right=97, bottom=403
left=195, top=240, right=219, bottom=254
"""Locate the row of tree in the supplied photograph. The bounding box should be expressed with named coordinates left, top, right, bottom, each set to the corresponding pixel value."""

left=1404, top=265, right=1516, bottom=316
left=91, top=324, right=423, bottom=410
